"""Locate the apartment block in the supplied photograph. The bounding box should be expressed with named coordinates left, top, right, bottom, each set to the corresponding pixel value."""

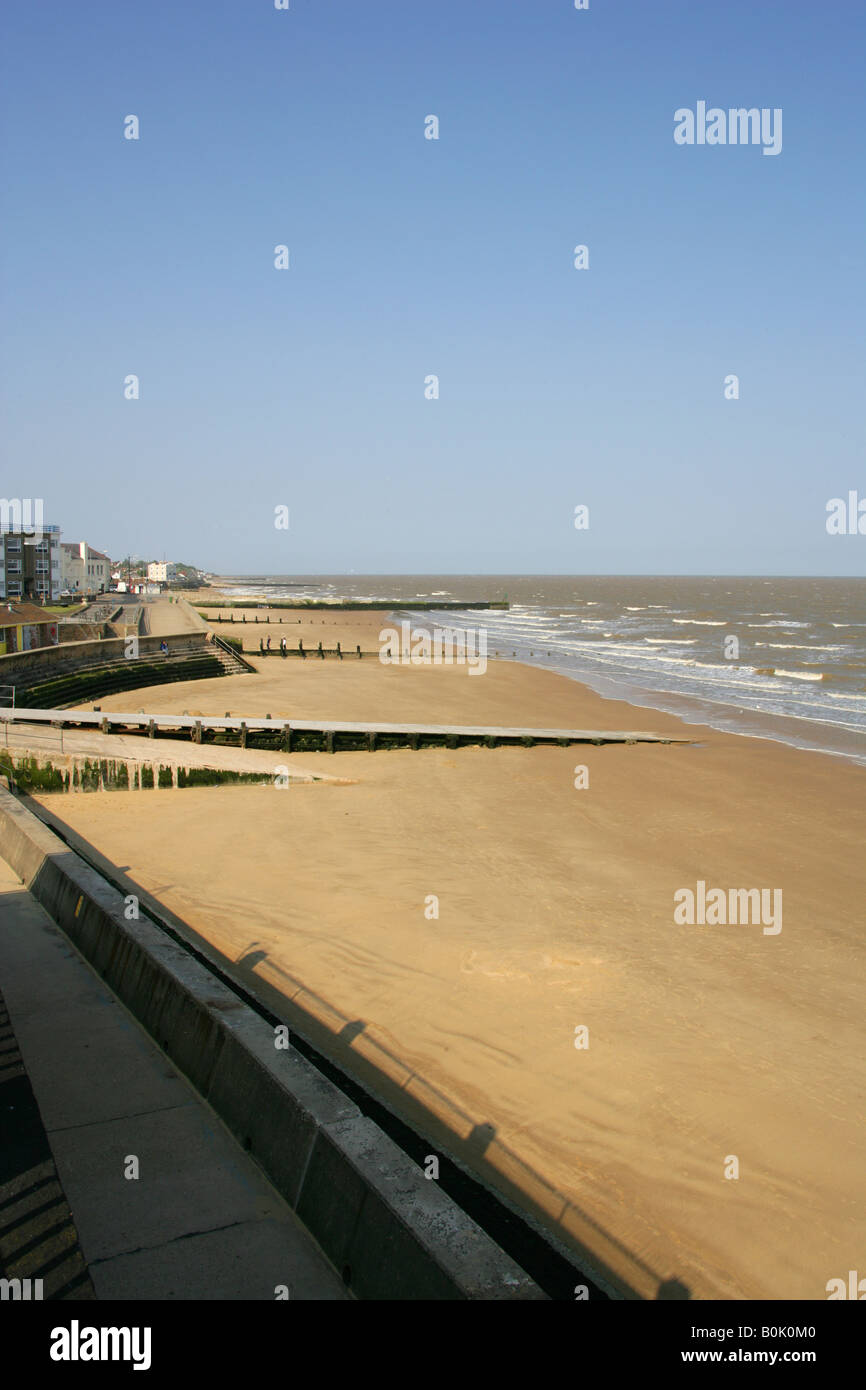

left=0, top=521, right=61, bottom=601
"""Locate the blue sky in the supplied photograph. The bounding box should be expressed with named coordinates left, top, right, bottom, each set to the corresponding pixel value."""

left=1, top=0, right=863, bottom=574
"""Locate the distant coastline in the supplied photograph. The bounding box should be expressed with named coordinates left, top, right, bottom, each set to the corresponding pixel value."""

left=204, top=574, right=866, bottom=766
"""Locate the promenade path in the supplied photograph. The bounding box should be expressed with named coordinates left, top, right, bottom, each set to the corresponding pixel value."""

left=141, top=596, right=202, bottom=637
left=0, top=857, right=348, bottom=1300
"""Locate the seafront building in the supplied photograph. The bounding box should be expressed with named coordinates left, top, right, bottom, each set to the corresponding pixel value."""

left=146, top=561, right=179, bottom=587
left=0, top=522, right=62, bottom=601
left=0, top=601, right=61, bottom=655
left=60, top=541, right=111, bottom=595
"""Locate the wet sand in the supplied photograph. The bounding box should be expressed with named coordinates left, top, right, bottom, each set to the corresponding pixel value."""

left=40, top=610, right=866, bottom=1300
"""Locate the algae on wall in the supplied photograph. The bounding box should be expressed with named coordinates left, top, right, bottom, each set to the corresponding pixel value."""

left=0, top=754, right=66, bottom=793
left=0, top=749, right=276, bottom=793
left=0, top=753, right=139, bottom=793
left=176, top=766, right=273, bottom=788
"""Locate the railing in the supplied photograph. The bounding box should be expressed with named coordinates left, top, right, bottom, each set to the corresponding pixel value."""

left=0, top=685, right=14, bottom=710
left=210, top=632, right=257, bottom=673
left=1, top=715, right=63, bottom=754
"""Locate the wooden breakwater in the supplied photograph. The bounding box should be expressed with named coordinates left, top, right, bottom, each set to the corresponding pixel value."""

left=197, top=600, right=509, bottom=611
left=224, top=637, right=366, bottom=659
left=0, top=709, right=689, bottom=754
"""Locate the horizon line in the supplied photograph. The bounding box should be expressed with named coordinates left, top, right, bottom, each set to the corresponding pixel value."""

left=205, top=571, right=866, bottom=581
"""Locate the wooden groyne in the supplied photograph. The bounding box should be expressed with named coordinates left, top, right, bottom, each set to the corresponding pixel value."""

left=218, top=636, right=369, bottom=659
left=198, top=600, right=509, bottom=611
left=0, top=709, right=689, bottom=754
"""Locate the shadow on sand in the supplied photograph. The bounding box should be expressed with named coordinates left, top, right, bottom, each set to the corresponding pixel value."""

left=26, top=797, right=692, bottom=1303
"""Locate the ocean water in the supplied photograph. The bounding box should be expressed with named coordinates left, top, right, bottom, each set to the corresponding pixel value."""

left=215, top=575, right=866, bottom=764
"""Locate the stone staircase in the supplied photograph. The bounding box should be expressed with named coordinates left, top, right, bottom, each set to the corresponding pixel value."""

left=209, top=634, right=256, bottom=675
left=11, top=637, right=253, bottom=710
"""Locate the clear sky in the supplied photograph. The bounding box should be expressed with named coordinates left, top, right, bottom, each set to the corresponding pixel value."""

left=1, top=0, right=863, bottom=575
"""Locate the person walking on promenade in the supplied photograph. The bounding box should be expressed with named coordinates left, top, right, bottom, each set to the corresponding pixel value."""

left=266, top=636, right=271, bottom=652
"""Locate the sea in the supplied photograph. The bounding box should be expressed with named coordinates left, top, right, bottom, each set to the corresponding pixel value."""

left=214, top=575, right=866, bottom=766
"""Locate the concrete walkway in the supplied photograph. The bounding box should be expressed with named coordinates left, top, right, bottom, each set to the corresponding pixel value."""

left=0, top=858, right=348, bottom=1300
left=0, top=983, right=95, bottom=1299
left=142, top=596, right=202, bottom=638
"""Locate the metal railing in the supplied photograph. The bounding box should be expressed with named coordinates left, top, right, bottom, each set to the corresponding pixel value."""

left=211, top=632, right=257, bottom=672
left=1, top=715, right=64, bottom=753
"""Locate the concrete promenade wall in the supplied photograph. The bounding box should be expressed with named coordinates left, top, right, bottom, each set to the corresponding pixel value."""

left=0, top=631, right=208, bottom=684
left=0, top=787, right=544, bottom=1301
left=56, top=622, right=107, bottom=644
left=177, top=595, right=210, bottom=631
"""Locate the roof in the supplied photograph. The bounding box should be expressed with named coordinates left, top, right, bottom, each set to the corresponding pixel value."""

left=61, top=542, right=111, bottom=561
left=0, top=602, right=56, bottom=628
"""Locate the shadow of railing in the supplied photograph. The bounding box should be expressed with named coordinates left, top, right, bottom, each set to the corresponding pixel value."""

left=232, top=942, right=684, bottom=1302
left=0, top=973, right=95, bottom=1300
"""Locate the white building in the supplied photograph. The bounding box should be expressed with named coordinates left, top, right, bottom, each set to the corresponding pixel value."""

left=147, top=561, right=177, bottom=584
left=0, top=521, right=61, bottom=602
left=61, top=542, right=111, bottom=595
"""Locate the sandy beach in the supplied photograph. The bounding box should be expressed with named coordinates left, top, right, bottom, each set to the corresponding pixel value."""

left=35, top=604, right=866, bottom=1300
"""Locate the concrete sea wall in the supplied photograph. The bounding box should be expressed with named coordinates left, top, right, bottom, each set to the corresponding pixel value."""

left=0, top=787, right=544, bottom=1300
